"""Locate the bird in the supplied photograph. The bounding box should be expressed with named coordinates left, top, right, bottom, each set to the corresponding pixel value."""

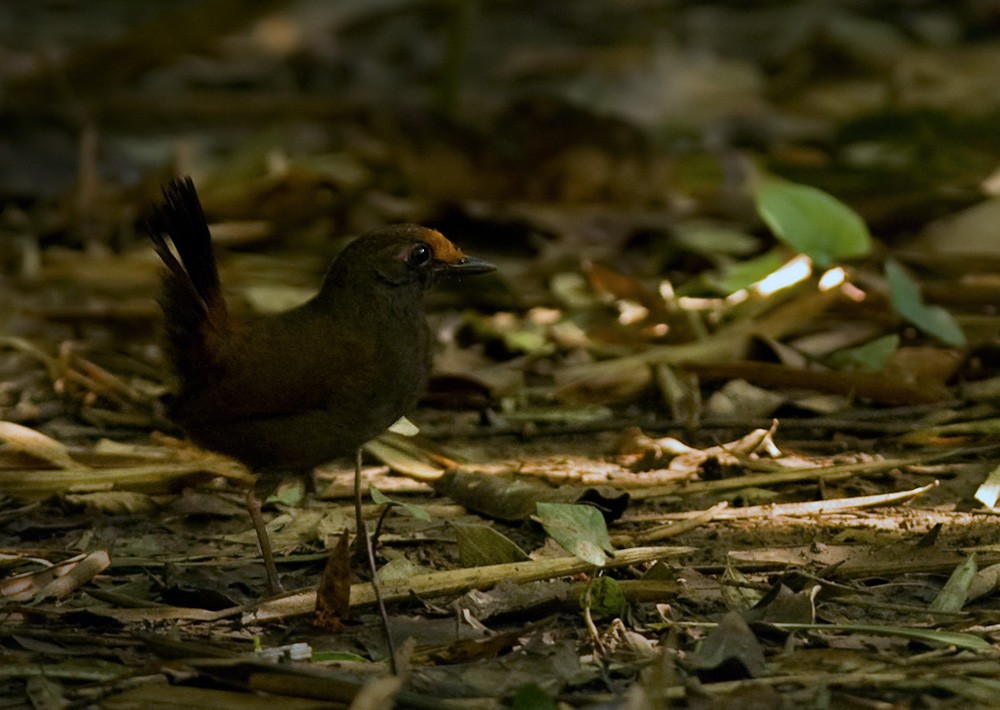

left=148, top=177, right=495, bottom=592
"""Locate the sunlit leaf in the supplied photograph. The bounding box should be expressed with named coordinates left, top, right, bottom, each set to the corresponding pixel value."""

left=364, top=435, right=442, bottom=480
left=753, top=178, right=872, bottom=266
left=387, top=416, right=419, bottom=436
left=534, top=502, right=613, bottom=566
left=0, top=422, right=79, bottom=470
left=706, top=249, right=785, bottom=294
left=974, top=462, right=1000, bottom=508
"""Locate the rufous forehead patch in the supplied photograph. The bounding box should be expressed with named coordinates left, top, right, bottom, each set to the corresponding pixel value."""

left=423, top=229, right=465, bottom=264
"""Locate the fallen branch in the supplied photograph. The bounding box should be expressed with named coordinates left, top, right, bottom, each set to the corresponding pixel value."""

left=245, top=544, right=694, bottom=624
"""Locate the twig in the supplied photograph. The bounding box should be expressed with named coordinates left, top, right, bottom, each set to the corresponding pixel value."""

left=245, top=544, right=694, bottom=624
left=245, top=489, right=282, bottom=595
left=355, top=447, right=398, bottom=674
left=628, top=482, right=938, bottom=521
left=612, top=501, right=728, bottom=546
left=630, top=449, right=983, bottom=500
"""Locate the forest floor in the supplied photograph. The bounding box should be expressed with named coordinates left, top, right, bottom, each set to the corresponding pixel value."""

left=3, top=2, right=1000, bottom=707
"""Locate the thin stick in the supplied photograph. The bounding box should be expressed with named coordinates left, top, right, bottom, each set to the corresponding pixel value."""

left=354, top=447, right=398, bottom=674
left=245, top=489, right=282, bottom=595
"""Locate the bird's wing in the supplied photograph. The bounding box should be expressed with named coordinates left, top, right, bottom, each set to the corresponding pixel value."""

left=171, top=311, right=381, bottom=423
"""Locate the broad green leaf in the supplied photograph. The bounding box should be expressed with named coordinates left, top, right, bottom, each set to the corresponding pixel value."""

left=886, top=260, right=966, bottom=346
left=753, top=179, right=872, bottom=266
left=534, top=502, right=613, bottom=566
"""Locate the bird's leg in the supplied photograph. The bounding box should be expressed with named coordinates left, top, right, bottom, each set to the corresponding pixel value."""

left=244, top=489, right=283, bottom=595
left=354, top=447, right=398, bottom=674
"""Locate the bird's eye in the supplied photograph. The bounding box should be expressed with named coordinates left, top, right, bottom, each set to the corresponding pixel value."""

left=408, top=243, right=433, bottom=266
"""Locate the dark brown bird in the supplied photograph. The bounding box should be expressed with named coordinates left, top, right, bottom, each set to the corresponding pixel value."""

left=149, top=177, right=494, bottom=591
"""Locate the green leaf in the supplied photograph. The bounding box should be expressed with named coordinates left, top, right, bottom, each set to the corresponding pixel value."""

left=369, top=485, right=431, bottom=522
left=886, top=260, right=966, bottom=346
left=753, top=179, right=872, bottom=267
left=827, top=334, right=900, bottom=370
left=453, top=523, right=530, bottom=567
left=580, top=576, right=628, bottom=618
left=266, top=481, right=305, bottom=506
left=534, top=502, right=613, bottom=566
left=705, top=249, right=786, bottom=294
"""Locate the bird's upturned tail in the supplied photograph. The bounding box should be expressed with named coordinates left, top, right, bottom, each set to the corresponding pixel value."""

left=148, top=177, right=229, bottom=382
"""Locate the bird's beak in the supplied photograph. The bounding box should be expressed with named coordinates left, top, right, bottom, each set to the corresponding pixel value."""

left=439, top=255, right=496, bottom=276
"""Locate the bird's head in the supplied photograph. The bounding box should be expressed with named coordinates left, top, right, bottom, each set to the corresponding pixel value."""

left=324, top=225, right=495, bottom=292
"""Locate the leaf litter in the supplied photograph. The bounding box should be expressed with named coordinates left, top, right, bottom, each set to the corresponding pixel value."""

left=3, top=2, right=1000, bottom=708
